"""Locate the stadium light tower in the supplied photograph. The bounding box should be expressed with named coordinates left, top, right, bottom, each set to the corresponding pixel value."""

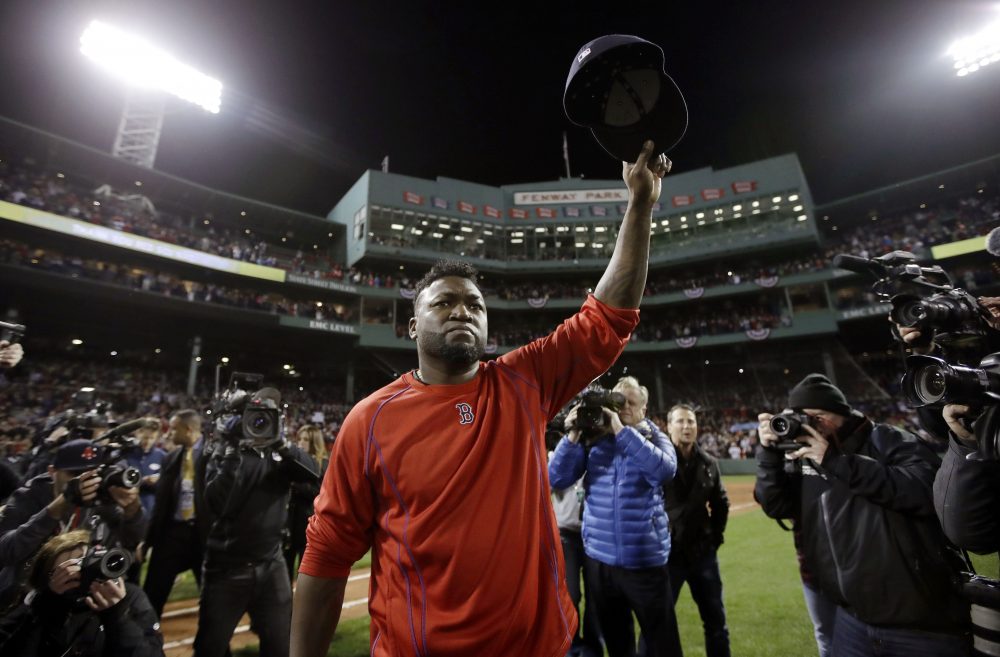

left=949, top=17, right=1000, bottom=77
left=80, top=20, right=223, bottom=168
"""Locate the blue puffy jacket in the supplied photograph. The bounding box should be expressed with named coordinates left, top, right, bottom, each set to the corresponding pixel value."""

left=549, top=419, right=677, bottom=568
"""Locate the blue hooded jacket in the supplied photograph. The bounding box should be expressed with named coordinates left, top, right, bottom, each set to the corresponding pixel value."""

left=549, top=418, right=677, bottom=568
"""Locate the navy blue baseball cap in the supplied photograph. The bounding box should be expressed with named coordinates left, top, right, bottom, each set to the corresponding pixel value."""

left=53, top=439, right=103, bottom=472
left=564, top=35, right=688, bottom=162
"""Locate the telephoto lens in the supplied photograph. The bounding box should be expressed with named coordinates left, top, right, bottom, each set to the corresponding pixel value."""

left=902, top=354, right=1000, bottom=407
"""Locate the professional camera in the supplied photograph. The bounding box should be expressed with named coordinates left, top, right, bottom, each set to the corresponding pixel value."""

left=78, top=544, right=132, bottom=589
left=213, top=372, right=284, bottom=448
left=43, top=387, right=113, bottom=444
left=63, top=436, right=142, bottom=506
left=563, top=385, right=626, bottom=445
left=768, top=411, right=811, bottom=451
left=833, top=250, right=993, bottom=350
left=575, top=386, right=625, bottom=431
left=901, top=353, right=1000, bottom=408
left=890, top=289, right=989, bottom=345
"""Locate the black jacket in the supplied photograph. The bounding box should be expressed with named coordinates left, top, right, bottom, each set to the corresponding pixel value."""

left=287, top=456, right=324, bottom=545
left=664, top=443, right=729, bottom=561
left=0, top=584, right=163, bottom=656
left=0, top=475, right=146, bottom=608
left=934, top=435, right=1000, bottom=554
left=0, top=459, right=21, bottom=504
left=203, top=442, right=318, bottom=567
left=755, top=417, right=968, bottom=632
left=144, top=444, right=210, bottom=549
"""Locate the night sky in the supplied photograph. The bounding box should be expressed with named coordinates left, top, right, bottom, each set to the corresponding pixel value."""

left=1, top=1, right=999, bottom=216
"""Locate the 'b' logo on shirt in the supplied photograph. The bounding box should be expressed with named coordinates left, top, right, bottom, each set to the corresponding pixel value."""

left=456, top=402, right=474, bottom=425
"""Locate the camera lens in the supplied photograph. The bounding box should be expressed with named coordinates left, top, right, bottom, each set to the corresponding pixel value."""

left=893, top=301, right=926, bottom=327
left=771, top=417, right=789, bottom=434
left=105, top=553, right=126, bottom=574
left=122, top=467, right=141, bottom=488
left=244, top=410, right=274, bottom=440
left=915, top=366, right=948, bottom=405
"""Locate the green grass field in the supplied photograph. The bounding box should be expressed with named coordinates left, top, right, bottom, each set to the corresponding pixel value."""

left=210, top=476, right=1000, bottom=656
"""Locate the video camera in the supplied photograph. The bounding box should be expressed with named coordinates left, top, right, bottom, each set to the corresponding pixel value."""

left=42, top=387, right=114, bottom=444
left=833, top=250, right=993, bottom=351
left=901, top=353, right=1000, bottom=409
left=212, top=372, right=284, bottom=449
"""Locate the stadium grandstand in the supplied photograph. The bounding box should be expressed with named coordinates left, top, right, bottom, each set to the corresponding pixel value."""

left=2, top=115, right=998, bottom=470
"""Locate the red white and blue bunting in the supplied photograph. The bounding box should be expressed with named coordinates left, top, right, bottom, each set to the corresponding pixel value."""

left=754, top=276, right=780, bottom=288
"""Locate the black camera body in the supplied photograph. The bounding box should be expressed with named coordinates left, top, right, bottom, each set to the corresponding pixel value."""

left=44, top=388, right=114, bottom=444
left=901, top=353, right=1000, bottom=408
left=63, top=438, right=142, bottom=507
left=834, top=250, right=993, bottom=351
left=890, top=289, right=991, bottom=347
left=213, top=372, right=284, bottom=449
left=78, top=544, right=132, bottom=590
left=768, top=412, right=810, bottom=451
left=555, top=386, right=626, bottom=445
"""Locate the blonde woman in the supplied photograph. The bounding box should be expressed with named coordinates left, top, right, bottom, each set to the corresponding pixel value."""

left=0, top=530, right=162, bottom=655
left=285, top=425, right=327, bottom=581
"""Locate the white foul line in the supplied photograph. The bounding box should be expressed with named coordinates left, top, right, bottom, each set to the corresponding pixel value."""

left=161, top=571, right=371, bottom=649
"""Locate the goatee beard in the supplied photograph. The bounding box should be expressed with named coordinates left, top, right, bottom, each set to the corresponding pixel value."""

left=420, top=332, right=484, bottom=366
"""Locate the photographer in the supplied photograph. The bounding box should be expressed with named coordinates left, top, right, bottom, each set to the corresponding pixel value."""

left=754, top=374, right=969, bottom=656
left=0, top=439, right=145, bottom=609
left=142, top=409, right=209, bottom=617
left=193, top=384, right=319, bottom=657
left=888, top=293, right=1000, bottom=553
left=932, top=402, right=1000, bottom=553
left=548, top=376, right=680, bottom=657
left=0, top=529, right=163, bottom=656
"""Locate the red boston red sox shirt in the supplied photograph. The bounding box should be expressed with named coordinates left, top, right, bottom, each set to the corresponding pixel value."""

left=301, top=295, right=639, bottom=657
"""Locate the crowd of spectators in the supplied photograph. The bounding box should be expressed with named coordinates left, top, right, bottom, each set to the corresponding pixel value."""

left=820, top=188, right=1000, bottom=262
left=0, top=353, right=351, bottom=464
left=0, top=342, right=927, bottom=471
left=633, top=298, right=791, bottom=342
left=0, top=239, right=358, bottom=323
left=0, top=158, right=405, bottom=290
left=4, top=157, right=997, bottom=309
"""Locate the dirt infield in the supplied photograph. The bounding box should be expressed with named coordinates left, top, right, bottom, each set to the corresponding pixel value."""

left=161, top=571, right=373, bottom=657
left=161, top=479, right=760, bottom=655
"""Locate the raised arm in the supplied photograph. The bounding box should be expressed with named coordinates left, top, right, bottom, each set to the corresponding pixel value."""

left=593, top=140, right=670, bottom=309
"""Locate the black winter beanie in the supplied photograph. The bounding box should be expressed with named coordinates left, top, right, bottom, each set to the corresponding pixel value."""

left=788, top=374, right=852, bottom=416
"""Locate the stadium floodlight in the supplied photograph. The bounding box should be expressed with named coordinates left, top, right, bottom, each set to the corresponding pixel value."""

left=949, top=18, right=1000, bottom=77
left=80, top=20, right=222, bottom=113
